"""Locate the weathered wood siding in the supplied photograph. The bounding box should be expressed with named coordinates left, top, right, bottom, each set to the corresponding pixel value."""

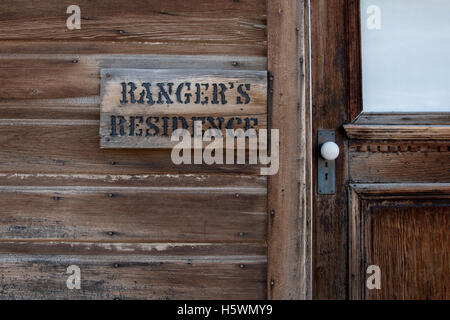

left=0, top=0, right=267, bottom=299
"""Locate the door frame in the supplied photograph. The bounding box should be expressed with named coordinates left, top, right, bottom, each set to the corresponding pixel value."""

left=267, top=0, right=313, bottom=300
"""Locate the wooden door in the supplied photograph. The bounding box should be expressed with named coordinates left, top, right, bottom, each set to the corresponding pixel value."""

left=311, top=0, right=450, bottom=299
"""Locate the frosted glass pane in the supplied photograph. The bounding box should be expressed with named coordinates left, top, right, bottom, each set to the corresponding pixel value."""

left=361, top=0, right=450, bottom=112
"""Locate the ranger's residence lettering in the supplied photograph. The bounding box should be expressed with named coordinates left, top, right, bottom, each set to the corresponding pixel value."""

left=110, top=80, right=254, bottom=138
left=119, top=81, right=251, bottom=106
left=110, top=115, right=258, bottom=138
left=99, top=68, right=267, bottom=148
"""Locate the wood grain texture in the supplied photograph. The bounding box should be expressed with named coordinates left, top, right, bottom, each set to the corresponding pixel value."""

left=0, top=122, right=263, bottom=174
left=349, top=141, right=450, bottom=153
left=348, top=187, right=363, bottom=299
left=349, top=184, right=450, bottom=300
left=347, top=0, right=362, bottom=122
left=367, top=206, right=449, bottom=300
left=310, top=0, right=349, bottom=299
left=267, top=0, right=312, bottom=299
left=0, top=41, right=266, bottom=57
left=354, top=113, right=450, bottom=125
left=0, top=101, right=100, bottom=120
left=0, top=168, right=267, bottom=243
left=344, top=124, right=450, bottom=140
left=350, top=183, right=450, bottom=197
left=0, top=185, right=266, bottom=242
left=0, top=55, right=266, bottom=101
left=0, top=0, right=269, bottom=301
left=0, top=0, right=266, bottom=47
left=0, top=242, right=266, bottom=300
left=0, top=55, right=266, bottom=122
left=0, top=173, right=267, bottom=188
left=350, top=145, right=450, bottom=183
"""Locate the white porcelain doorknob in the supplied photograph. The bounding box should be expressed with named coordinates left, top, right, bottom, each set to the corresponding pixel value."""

left=320, top=141, right=340, bottom=161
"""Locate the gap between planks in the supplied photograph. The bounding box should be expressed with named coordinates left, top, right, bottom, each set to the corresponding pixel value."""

left=0, top=185, right=267, bottom=195
left=0, top=54, right=267, bottom=71
left=0, top=239, right=268, bottom=245
left=0, top=119, right=99, bottom=126
left=0, top=254, right=267, bottom=264
left=0, top=173, right=267, bottom=184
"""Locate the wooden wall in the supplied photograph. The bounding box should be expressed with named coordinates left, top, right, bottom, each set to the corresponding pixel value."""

left=0, top=0, right=268, bottom=299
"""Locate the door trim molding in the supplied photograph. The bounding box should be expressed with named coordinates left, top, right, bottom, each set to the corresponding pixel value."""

left=344, top=124, right=450, bottom=140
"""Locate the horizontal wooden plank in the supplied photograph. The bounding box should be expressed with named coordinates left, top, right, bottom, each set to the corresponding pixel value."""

left=350, top=148, right=450, bottom=183
left=0, top=242, right=266, bottom=300
left=0, top=55, right=266, bottom=119
left=0, top=103, right=99, bottom=120
left=0, top=241, right=266, bottom=256
left=0, top=0, right=266, bottom=45
left=0, top=123, right=262, bottom=174
left=0, top=173, right=266, bottom=188
left=0, top=184, right=266, bottom=241
left=0, top=55, right=267, bottom=102
left=0, top=41, right=267, bottom=56
left=0, top=56, right=97, bottom=101
left=0, top=257, right=266, bottom=300
left=0, top=0, right=266, bottom=19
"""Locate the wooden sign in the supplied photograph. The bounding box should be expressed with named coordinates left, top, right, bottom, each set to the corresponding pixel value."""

left=100, top=68, right=267, bottom=148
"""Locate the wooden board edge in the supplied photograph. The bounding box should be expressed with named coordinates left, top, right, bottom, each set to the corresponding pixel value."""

left=343, top=124, right=450, bottom=140
left=348, top=185, right=363, bottom=300
left=267, top=0, right=312, bottom=300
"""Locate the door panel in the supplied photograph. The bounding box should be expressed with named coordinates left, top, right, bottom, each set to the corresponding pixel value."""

left=369, top=206, right=449, bottom=300
left=349, top=184, right=450, bottom=300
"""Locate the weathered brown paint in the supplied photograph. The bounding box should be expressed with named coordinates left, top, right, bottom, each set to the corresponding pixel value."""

left=310, top=0, right=349, bottom=299
left=349, top=184, right=450, bottom=300
left=0, top=242, right=267, bottom=300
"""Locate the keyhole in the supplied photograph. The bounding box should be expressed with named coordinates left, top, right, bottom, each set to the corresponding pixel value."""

left=325, top=173, right=328, bottom=180
left=325, top=162, right=328, bottom=168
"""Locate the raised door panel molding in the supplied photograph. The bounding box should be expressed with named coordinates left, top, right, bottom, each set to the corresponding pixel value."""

left=344, top=124, right=450, bottom=140
left=349, top=183, right=450, bottom=300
